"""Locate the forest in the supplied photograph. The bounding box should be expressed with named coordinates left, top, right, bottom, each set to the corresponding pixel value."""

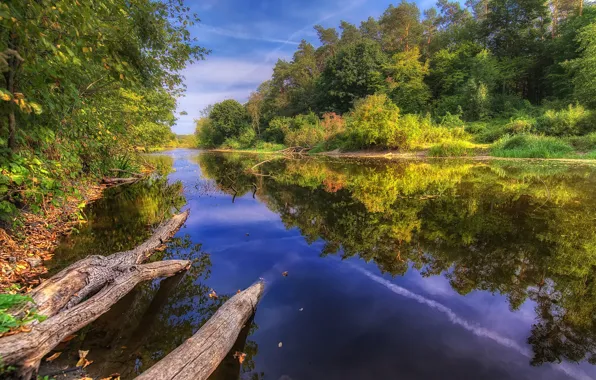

left=0, top=0, right=206, bottom=223
left=195, top=0, right=596, bottom=159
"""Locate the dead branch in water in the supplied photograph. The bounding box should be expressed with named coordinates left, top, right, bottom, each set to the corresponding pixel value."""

left=135, top=280, right=265, bottom=380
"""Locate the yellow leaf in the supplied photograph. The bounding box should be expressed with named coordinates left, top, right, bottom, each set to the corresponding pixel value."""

left=83, top=359, right=93, bottom=368
left=0, top=93, right=11, bottom=101
left=208, top=289, right=218, bottom=299
left=119, top=73, right=124, bottom=80
left=76, top=350, right=89, bottom=367
left=45, top=352, right=62, bottom=362
left=233, top=351, right=246, bottom=364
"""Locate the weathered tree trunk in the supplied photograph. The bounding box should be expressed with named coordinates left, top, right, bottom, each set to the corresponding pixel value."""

left=27, top=210, right=189, bottom=319
left=135, top=280, right=265, bottom=380
left=0, top=260, right=191, bottom=379
left=102, top=176, right=143, bottom=186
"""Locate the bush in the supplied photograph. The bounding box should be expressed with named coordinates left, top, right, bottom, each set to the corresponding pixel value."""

left=428, top=140, right=477, bottom=157
left=265, top=117, right=292, bottom=144
left=506, top=117, right=535, bottom=134
left=345, top=94, right=404, bottom=149
left=566, top=133, right=596, bottom=152
left=195, top=118, right=218, bottom=148
left=491, top=134, right=575, bottom=158
left=321, top=112, right=346, bottom=139
left=534, top=104, right=594, bottom=136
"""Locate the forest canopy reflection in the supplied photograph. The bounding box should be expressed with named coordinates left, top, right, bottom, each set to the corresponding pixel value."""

left=197, top=153, right=596, bottom=367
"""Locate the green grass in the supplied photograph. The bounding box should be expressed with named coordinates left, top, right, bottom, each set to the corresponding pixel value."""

left=565, top=133, right=596, bottom=152
left=428, top=140, right=477, bottom=157
left=491, top=134, right=575, bottom=158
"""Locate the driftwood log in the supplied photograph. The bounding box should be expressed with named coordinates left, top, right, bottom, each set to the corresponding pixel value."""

left=0, top=211, right=191, bottom=379
left=136, top=280, right=265, bottom=380
left=28, top=210, right=189, bottom=319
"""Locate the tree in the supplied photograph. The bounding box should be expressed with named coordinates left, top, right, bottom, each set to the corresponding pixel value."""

left=339, top=21, right=362, bottom=47
left=246, top=91, right=264, bottom=136
left=314, top=25, right=339, bottom=69
left=316, top=40, right=388, bottom=113
left=565, top=22, right=596, bottom=108
left=384, top=47, right=431, bottom=113
left=208, top=100, right=249, bottom=144
left=360, top=17, right=382, bottom=43
left=380, top=1, right=423, bottom=52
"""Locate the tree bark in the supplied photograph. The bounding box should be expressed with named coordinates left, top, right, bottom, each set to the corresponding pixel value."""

left=135, top=280, right=265, bottom=380
left=27, top=210, right=189, bottom=319
left=0, top=260, right=191, bottom=379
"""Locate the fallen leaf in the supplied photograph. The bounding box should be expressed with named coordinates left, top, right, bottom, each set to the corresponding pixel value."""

left=61, top=334, right=77, bottom=343
left=299, top=308, right=304, bottom=311
left=79, top=377, right=93, bottom=380
left=278, top=342, right=283, bottom=348
left=282, top=271, right=288, bottom=277
left=233, top=351, right=247, bottom=364
left=236, top=289, right=241, bottom=294
left=45, top=352, right=61, bottom=362
left=83, top=359, right=93, bottom=368
left=76, top=350, right=89, bottom=367
left=208, top=289, right=218, bottom=299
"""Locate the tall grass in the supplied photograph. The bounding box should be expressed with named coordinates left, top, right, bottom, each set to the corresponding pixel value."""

left=428, top=140, right=477, bottom=157
left=491, top=134, right=575, bottom=158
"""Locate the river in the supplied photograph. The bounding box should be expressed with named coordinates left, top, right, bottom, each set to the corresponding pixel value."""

left=46, top=149, right=596, bottom=380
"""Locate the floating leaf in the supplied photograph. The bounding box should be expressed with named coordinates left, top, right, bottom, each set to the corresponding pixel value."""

left=233, top=351, right=246, bottom=364
left=282, top=271, right=288, bottom=277
left=278, top=342, right=283, bottom=348
left=208, top=289, right=218, bottom=299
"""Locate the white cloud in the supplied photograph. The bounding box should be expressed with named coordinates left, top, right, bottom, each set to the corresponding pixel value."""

left=182, top=58, right=274, bottom=88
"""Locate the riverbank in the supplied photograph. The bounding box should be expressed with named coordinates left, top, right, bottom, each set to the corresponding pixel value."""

left=208, top=147, right=596, bottom=164
left=0, top=180, right=107, bottom=292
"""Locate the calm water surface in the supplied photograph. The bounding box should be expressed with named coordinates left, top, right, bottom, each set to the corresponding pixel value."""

left=47, top=149, right=596, bottom=380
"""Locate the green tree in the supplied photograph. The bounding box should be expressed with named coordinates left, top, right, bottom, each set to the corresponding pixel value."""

left=316, top=40, right=388, bottom=113
left=384, top=47, right=431, bottom=113
left=565, top=22, right=596, bottom=108
left=208, top=99, right=250, bottom=145
left=380, top=0, right=423, bottom=52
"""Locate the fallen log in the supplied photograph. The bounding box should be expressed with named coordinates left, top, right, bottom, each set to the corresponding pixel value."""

left=0, top=260, right=191, bottom=379
left=102, top=177, right=143, bottom=186
left=26, top=210, right=190, bottom=319
left=135, top=280, right=265, bottom=380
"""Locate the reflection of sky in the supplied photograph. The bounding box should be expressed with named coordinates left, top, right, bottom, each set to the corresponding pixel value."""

left=165, top=150, right=594, bottom=380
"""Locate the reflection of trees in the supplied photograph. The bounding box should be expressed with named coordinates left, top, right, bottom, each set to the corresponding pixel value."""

left=50, top=235, right=260, bottom=379
left=49, top=176, right=186, bottom=273
left=198, top=153, right=596, bottom=367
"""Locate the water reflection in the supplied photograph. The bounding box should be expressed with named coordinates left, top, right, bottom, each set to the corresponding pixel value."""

left=197, top=153, right=596, bottom=368
left=44, top=151, right=596, bottom=379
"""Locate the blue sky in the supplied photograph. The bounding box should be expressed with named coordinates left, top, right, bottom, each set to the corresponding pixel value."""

left=174, top=0, right=435, bottom=134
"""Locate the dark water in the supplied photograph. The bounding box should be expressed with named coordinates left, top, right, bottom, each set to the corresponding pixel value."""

left=46, top=149, right=596, bottom=380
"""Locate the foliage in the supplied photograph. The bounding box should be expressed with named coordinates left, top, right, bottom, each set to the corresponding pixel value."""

left=428, top=140, right=477, bottom=156
left=384, top=47, right=431, bottom=113
left=565, top=22, right=596, bottom=108
left=345, top=94, right=403, bottom=149
left=0, top=294, right=45, bottom=334
left=491, top=134, right=575, bottom=158
left=316, top=40, right=388, bottom=113
left=0, top=0, right=206, bottom=222
left=207, top=99, right=250, bottom=145
left=534, top=104, right=596, bottom=136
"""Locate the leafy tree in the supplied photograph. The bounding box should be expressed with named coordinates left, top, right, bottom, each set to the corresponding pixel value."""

left=359, top=17, right=382, bottom=43
left=316, top=40, right=388, bottom=113
left=565, top=22, right=596, bottom=108
left=208, top=99, right=249, bottom=144
left=380, top=0, right=423, bottom=52
left=384, top=47, right=431, bottom=113
left=338, top=21, right=362, bottom=47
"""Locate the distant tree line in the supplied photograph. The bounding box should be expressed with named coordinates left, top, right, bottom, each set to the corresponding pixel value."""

left=196, top=0, right=596, bottom=155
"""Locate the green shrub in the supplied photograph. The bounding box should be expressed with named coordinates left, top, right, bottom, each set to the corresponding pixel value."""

left=253, top=141, right=286, bottom=151
left=506, top=118, right=535, bottom=134
left=195, top=118, right=218, bottom=148
left=265, top=116, right=292, bottom=144
left=491, top=134, right=575, bottom=158
left=345, top=94, right=404, bottom=149
left=439, top=111, right=465, bottom=128
left=0, top=294, right=46, bottom=334
left=534, top=104, right=593, bottom=136
left=465, top=122, right=488, bottom=135
left=428, top=140, right=476, bottom=157
left=566, top=133, right=596, bottom=152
